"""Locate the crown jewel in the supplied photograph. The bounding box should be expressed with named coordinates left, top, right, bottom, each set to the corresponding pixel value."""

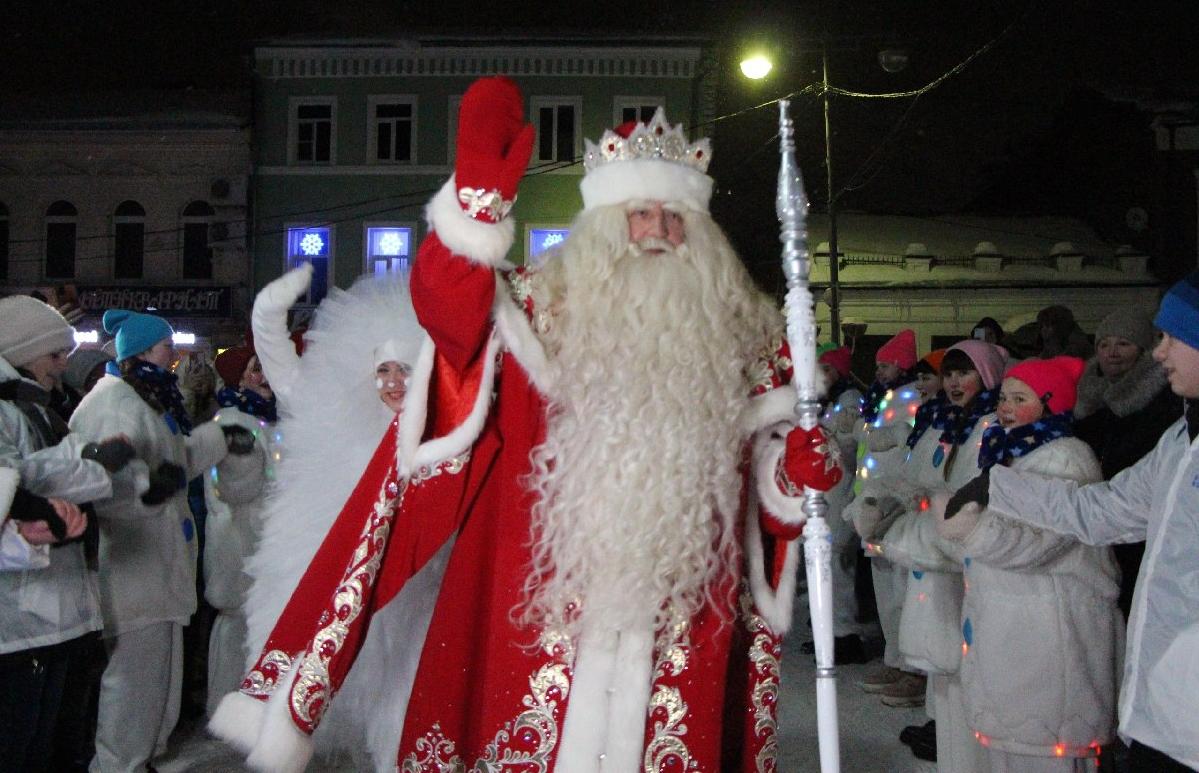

left=583, top=107, right=712, bottom=174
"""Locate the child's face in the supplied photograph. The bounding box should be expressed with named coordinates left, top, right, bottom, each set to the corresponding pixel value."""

left=914, top=371, right=942, bottom=402
left=819, top=362, right=841, bottom=389
left=875, top=361, right=901, bottom=385
left=997, top=377, right=1045, bottom=429
left=943, top=368, right=982, bottom=407
left=1154, top=332, right=1199, bottom=398
left=376, top=360, right=412, bottom=414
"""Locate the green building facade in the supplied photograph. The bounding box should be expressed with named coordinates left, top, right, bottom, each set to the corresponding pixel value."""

left=250, top=38, right=717, bottom=306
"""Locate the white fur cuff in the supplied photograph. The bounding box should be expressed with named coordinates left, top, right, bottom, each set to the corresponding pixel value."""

left=245, top=664, right=316, bottom=773
left=207, top=691, right=266, bottom=754
left=426, top=177, right=515, bottom=268
left=755, top=435, right=807, bottom=526
left=745, top=512, right=800, bottom=636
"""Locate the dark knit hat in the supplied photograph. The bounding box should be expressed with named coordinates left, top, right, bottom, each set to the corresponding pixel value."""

left=215, top=346, right=255, bottom=387
left=1155, top=271, right=1199, bottom=351
left=1094, top=308, right=1157, bottom=353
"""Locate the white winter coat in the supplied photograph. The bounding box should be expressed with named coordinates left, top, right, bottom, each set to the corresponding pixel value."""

left=68, top=374, right=229, bottom=636
left=203, top=407, right=272, bottom=613
left=852, top=381, right=921, bottom=493
left=948, top=437, right=1122, bottom=756
left=0, top=357, right=111, bottom=651
left=988, top=414, right=1199, bottom=768
left=873, top=412, right=998, bottom=675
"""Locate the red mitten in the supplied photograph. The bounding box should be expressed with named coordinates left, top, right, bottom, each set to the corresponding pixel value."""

left=455, top=77, right=536, bottom=223
left=781, top=425, right=844, bottom=493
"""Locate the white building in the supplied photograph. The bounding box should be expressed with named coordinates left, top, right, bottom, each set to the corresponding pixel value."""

left=806, top=213, right=1161, bottom=363
left=0, top=91, right=251, bottom=344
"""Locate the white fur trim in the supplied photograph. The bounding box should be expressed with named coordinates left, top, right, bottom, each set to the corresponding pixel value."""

left=743, top=386, right=798, bottom=435
left=0, top=467, right=18, bottom=521
left=244, top=656, right=315, bottom=773
left=397, top=333, right=500, bottom=477
left=754, top=435, right=808, bottom=526
left=492, top=283, right=555, bottom=396
left=745, top=500, right=802, bottom=636
left=207, top=691, right=266, bottom=754
left=580, top=158, right=712, bottom=214
left=426, top=177, right=515, bottom=268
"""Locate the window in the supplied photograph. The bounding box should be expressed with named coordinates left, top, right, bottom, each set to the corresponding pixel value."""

left=369, top=95, right=416, bottom=164
left=290, top=98, right=336, bottom=165
left=526, top=226, right=570, bottom=265
left=613, top=97, right=664, bottom=126
left=530, top=97, right=581, bottom=164
left=364, top=224, right=414, bottom=277
left=113, top=200, right=145, bottom=279
left=0, top=203, right=8, bottom=282
left=446, top=95, right=462, bottom=164
left=182, top=201, right=215, bottom=280
left=285, top=225, right=333, bottom=305
left=45, top=200, right=77, bottom=279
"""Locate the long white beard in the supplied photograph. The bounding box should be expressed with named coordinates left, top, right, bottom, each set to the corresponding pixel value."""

left=523, top=206, right=776, bottom=640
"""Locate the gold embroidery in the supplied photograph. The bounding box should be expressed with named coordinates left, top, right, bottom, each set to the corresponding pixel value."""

left=643, top=685, right=691, bottom=772
left=399, top=722, right=465, bottom=773
left=287, top=476, right=402, bottom=731
left=401, top=663, right=570, bottom=773
left=240, top=649, right=293, bottom=697
left=740, top=592, right=781, bottom=772
left=412, top=451, right=472, bottom=485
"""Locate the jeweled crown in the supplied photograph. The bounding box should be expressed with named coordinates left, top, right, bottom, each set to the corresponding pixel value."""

left=583, top=107, right=712, bottom=174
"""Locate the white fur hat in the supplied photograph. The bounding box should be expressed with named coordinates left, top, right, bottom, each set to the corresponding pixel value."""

left=0, top=296, right=77, bottom=368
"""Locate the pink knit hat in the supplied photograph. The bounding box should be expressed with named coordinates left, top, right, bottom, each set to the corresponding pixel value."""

left=946, top=340, right=1008, bottom=390
left=875, top=329, right=917, bottom=370
left=1005, top=356, right=1087, bottom=415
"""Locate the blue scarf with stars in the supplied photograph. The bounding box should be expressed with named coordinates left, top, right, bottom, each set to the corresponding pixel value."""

left=216, top=386, right=278, bottom=423
left=934, top=388, right=999, bottom=447
left=906, top=393, right=947, bottom=449
left=127, top=360, right=192, bottom=436
left=977, top=411, right=1074, bottom=470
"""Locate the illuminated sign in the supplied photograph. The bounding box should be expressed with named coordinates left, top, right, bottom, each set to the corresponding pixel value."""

left=288, top=227, right=330, bottom=258
left=367, top=227, right=410, bottom=258
left=528, top=228, right=570, bottom=259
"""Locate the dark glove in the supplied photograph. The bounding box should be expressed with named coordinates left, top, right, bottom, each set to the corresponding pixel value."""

left=8, top=487, right=68, bottom=541
left=454, top=77, right=536, bottom=222
left=81, top=438, right=137, bottom=473
left=221, top=426, right=256, bottom=456
left=141, top=461, right=186, bottom=506
left=945, top=469, right=990, bottom=520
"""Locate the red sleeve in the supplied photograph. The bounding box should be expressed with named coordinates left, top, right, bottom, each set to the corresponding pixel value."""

left=410, top=232, right=496, bottom=373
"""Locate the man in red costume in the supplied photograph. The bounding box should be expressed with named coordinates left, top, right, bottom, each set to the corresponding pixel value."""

left=211, top=77, right=841, bottom=772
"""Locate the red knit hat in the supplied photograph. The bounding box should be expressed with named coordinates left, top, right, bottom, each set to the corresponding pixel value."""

left=1004, top=356, right=1087, bottom=415
left=818, top=344, right=853, bottom=379
left=215, top=345, right=255, bottom=387
left=876, top=329, right=917, bottom=370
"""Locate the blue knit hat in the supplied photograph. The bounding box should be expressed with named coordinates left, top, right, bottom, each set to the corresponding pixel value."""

left=1154, top=271, right=1199, bottom=351
left=102, top=309, right=174, bottom=362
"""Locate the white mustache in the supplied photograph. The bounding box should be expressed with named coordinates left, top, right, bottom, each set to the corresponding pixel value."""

left=631, top=237, right=677, bottom=255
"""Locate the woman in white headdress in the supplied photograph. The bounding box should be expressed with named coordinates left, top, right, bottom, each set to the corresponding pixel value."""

left=226, top=264, right=445, bottom=770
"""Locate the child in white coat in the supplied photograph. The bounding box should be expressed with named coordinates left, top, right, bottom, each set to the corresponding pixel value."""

left=937, top=356, right=1123, bottom=772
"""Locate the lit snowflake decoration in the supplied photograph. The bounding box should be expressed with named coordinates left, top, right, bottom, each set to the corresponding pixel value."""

left=299, top=232, right=325, bottom=256
left=378, top=231, right=404, bottom=256
left=542, top=232, right=565, bottom=249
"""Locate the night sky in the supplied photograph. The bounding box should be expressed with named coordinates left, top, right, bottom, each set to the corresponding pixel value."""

left=4, top=0, right=1196, bottom=283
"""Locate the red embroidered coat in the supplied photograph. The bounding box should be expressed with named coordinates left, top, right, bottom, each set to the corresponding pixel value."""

left=211, top=179, right=810, bottom=773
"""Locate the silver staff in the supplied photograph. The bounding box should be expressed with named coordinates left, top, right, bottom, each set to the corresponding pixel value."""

left=777, top=98, right=841, bottom=773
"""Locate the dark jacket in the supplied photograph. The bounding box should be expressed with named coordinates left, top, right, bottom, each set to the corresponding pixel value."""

left=1073, top=353, right=1183, bottom=617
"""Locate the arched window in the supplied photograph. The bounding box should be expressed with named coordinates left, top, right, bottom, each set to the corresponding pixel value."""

left=45, top=200, right=77, bottom=279
left=181, top=201, right=215, bottom=280
left=113, top=200, right=145, bottom=279
left=0, top=203, right=9, bottom=282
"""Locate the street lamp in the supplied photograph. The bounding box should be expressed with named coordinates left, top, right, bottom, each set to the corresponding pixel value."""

left=739, top=54, right=773, bottom=80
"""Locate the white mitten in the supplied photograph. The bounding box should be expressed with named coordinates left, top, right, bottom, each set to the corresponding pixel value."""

left=250, top=263, right=312, bottom=405
left=831, top=407, right=858, bottom=436
left=866, top=425, right=900, bottom=452
left=257, top=262, right=313, bottom=312
left=933, top=492, right=982, bottom=541
left=853, top=498, right=884, bottom=540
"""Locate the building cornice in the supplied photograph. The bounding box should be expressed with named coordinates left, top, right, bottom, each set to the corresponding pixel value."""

left=254, top=45, right=704, bottom=80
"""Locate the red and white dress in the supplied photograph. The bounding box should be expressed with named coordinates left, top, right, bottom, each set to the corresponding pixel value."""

left=211, top=180, right=814, bottom=773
